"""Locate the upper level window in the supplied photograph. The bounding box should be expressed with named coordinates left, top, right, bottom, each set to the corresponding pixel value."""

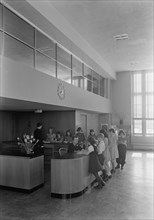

left=0, top=31, right=2, bottom=54
left=57, top=46, right=71, bottom=84
left=35, top=51, right=56, bottom=77
left=92, top=70, right=99, bottom=95
left=57, top=45, right=71, bottom=69
left=72, top=56, right=82, bottom=75
left=3, top=7, right=34, bottom=47
left=105, top=78, right=109, bottom=98
left=4, top=33, right=34, bottom=67
left=84, top=65, right=92, bottom=92
left=72, top=56, right=84, bottom=88
left=0, top=4, right=2, bottom=30
left=35, top=30, right=55, bottom=60
left=100, top=77, right=105, bottom=97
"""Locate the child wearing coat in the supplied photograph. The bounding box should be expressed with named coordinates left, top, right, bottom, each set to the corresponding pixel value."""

left=108, top=128, right=119, bottom=173
left=116, top=129, right=127, bottom=170
left=100, top=129, right=112, bottom=179
left=88, top=138, right=105, bottom=189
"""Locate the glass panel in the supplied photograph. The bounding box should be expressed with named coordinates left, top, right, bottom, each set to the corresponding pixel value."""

left=4, top=7, right=34, bottom=47
left=100, top=77, right=105, bottom=97
left=80, top=76, right=84, bottom=89
left=72, top=75, right=84, bottom=88
left=4, top=34, right=34, bottom=67
left=35, top=51, right=56, bottom=77
left=57, top=46, right=71, bottom=68
left=146, top=94, right=154, bottom=118
left=93, top=77, right=99, bottom=94
left=134, top=120, right=142, bottom=134
left=146, top=120, right=154, bottom=135
left=84, top=65, right=92, bottom=80
left=72, top=56, right=82, bottom=75
left=146, top=72, right=154, bottom=92
left=92, top=71, right=100, bottom=95
left=105, top=78, right=108, bottom=98
left=72, top=77, right=79, bottom=87
left=134, top=95, right=142, bottom=118
left=0, top=4, right=2, bottom=30
left=133, top=73, right=142, bottom=93
left=72, top=57, right=83, bottom=88
left=84, top=77, right=92, bottom=92
left=57, top=62, right=71, bottom=84
left=0, top=31, right=2, bottom=54
left=36, top=30, right=55, bottom=59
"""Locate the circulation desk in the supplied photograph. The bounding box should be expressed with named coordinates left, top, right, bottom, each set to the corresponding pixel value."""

left=44, top=142, right=69, bottom=165
left=0, top=142, right=44, bottom=192
left=50, top=152, right=95, bottom=198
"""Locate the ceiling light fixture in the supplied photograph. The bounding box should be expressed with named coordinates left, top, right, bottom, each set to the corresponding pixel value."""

left=130, top=61, right=139, bottom=65
left=113, top=34, right=128, bottom=40
left=34, top=109, right=43, bottom=113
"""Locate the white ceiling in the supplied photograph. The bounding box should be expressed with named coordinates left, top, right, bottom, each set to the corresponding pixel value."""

left=49, top=0, right=153, bottom=72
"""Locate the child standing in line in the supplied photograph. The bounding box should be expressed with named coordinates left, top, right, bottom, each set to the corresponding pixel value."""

left=100, top=129, right=112, bottom=179
left=116, top=129, right=127, bottom=170
left=97, top=133, right=110, bottom=181
left=88, top=138, right=105, bottom=189
left=108, top=128, right=119, bottom=173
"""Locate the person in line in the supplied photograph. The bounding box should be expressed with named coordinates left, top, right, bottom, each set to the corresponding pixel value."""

left=75, top=127, right=86, bottom=149
left=64, top=129, right=73, bottom=143
left=67, top=137, right=81, bottom=154
left=100, top=129, right=112, bottom=179
left=97, top=133, right=109, bottom=182
left=87, top=129, right=97, bottom=144
left=108, top=128, right=119, bottom=173
left=116, top=129, right=127, bottom=170
left=33, top=122, right=44, bottom=154
left=46, top=127, right=56, bottom=142
left=100, top=124, right=108, bottom=134
left=88, top=138, right=105, bottom=189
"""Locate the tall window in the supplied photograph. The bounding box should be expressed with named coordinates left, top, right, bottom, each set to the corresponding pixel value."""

left=132, top=71, right=154, bottom=136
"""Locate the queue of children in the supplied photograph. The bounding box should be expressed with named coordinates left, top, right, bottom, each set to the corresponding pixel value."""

left=86, top=127, right=127, bottom=189
left=45, top=125, right=127, bottom=189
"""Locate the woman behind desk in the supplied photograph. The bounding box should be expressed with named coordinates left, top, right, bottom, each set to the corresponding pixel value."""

left=33, top=122, right=44, bottom=154
left=64, top=129, right=73, bottom=143
left=46, top=127, right=56, bottom=142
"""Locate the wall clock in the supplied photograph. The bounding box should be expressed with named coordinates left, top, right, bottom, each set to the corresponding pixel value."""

left=57, top=82, right=65, bottom=100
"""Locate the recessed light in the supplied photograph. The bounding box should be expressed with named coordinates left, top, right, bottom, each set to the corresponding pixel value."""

left=130, top=61, right=139, bottom=65
left=113, top=34, right=128, bottom=40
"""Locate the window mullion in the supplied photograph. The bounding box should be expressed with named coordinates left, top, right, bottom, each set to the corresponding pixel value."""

left=142, top=72, right=146, bottom=136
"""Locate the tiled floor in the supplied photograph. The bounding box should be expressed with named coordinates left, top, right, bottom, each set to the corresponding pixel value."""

left=0, top=150, right=153, bottom=220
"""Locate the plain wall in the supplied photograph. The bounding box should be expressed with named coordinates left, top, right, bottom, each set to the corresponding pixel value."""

left=111, top=71, right=131, bottom=126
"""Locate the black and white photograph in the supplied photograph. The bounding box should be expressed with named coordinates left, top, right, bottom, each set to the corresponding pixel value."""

left=0, top=0, right=153, bottom=219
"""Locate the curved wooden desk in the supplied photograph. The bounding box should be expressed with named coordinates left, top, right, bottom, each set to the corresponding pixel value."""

left=51, top=154, right=95, bottom=198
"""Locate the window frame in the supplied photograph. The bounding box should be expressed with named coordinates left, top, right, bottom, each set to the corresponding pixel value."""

left=132, top=71, right=154, bottom=136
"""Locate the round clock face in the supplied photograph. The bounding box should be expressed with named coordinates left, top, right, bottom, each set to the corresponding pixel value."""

left=57, top=83, right=65, bottom=100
